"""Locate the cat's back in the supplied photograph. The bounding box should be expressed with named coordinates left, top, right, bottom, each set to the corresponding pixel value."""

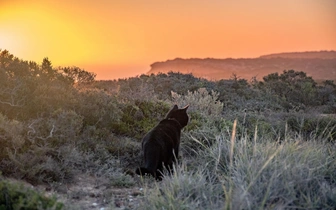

left=143, top=119, right=181, bottom=143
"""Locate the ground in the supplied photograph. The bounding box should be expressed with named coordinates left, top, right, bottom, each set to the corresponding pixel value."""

left=48, top=174, right=145, bottom=210
left=5, top=173, right=146, bottom=210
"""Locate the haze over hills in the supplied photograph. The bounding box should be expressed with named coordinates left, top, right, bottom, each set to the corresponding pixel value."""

left=147, top=51, right=336, bottom=81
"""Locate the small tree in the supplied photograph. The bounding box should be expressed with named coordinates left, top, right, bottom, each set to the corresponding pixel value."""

left=262, top=70, right=318, bottom=107
left=60, top=66, right=96, bottom=85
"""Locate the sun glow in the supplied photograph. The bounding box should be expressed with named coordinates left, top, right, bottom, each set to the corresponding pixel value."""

left=0, top=2, right=97, bottom=65
left=1, top=0, right=335, bottom=79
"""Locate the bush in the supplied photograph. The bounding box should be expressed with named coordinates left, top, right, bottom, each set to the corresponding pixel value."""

left=0, top=113, right=26, bottom=160
left=75, top=88, right=122, bottom=128
left=0, top=111, right=86, bottom=184
left=27, top=109, right=84, bottom=146
left=111, top=100, right=170, bottom=138
left=0, top=179, right=63, bottom=210
left=170, top=88, right=232, bottom=150
left=171, top=88, right=223, bottom=118
left=171, top=88, right=226, bottom=132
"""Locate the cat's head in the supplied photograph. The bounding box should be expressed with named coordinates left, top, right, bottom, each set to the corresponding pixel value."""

left=165, top=104, right=189, bottom=128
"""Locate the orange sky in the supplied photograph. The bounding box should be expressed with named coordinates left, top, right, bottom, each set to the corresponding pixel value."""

left=1, top=0, right=336, bottom=80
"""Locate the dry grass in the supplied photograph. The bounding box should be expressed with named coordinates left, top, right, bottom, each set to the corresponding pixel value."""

left=138, top=120, right=336, bottom=210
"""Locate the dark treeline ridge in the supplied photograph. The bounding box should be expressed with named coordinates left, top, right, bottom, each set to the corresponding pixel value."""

left=1, top=49, right=336, bottom=209
left=1, top=49, right=335, bottom=122
left=99, top=70, right=336, bottom=113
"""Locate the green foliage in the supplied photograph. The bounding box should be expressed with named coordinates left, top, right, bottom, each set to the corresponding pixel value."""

left=0, top=113, right=25, bottom=155
left=233, top=112, right=280, bottom=141
left=0, top=49, right=95, bottom=120
left=111, top=100, right=170, bottom=138
left=1, top=50, right=336, bottom=209
left=0, top=179, right=63, bottom=210
left=262, top=70, right=318, bottom=107
left=114, top=72, right=212, bottom=101
left=75, top=88, right=122, bottom=128
left=104, top=134, right=140, bottom=157
left=172, top=88, right=223, bottom=118
left=110, top=173, right=135, bottom=188
left=214, top=76, right=257, bottom=111
left=170, top=88, right=231, bottom=149
left=171, top=88, right=225, bottom=131
left=287, top=114, right=336, bottom=141
left=0, top=111, right=85, bottom=184
left=27, top=109, right=84, bottom=146
left=60, top=66, right=96, bottom=84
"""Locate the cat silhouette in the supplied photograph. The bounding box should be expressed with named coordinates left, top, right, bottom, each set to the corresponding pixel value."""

left=136, top=104, right=189, bottom=180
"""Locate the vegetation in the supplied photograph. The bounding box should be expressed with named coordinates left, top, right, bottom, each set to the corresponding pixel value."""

left=0, top=178, right=63, bottom=210
left=0, top=49, right=335, bottom=209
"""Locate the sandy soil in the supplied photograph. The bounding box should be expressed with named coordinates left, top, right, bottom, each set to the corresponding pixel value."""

left=37, top=174, right=146, bottom=210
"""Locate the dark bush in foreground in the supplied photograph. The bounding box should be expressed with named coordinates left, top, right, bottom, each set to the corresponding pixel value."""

left=0, top=179, right=63, bottom=210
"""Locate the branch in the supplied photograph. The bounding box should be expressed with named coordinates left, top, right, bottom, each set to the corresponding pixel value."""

left=0, top=99, right=24, bottom=107
left=36, top=125, right=55, bottom=141
left=28, top=120, right=55, bottom=142
left=0, top=86, right=25, bottom=107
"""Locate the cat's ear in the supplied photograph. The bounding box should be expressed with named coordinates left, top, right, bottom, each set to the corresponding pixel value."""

left=165, top=104, right=179, bottom=119
left=181, top=105, right=189, bottom=111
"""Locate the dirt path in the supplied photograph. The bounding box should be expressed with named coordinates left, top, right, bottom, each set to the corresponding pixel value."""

left=39, top=174, right=145, bottom=210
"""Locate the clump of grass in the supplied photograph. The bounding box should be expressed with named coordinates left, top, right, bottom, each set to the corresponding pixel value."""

left=210, top=123, right=336, bottom=209
left=110, top=172, right=135, bottom=188
left=287, top=113, right=336, bottom=140
left=139, top=120, right=336, bottom=209
left=138, top=163, right=224, bottom=210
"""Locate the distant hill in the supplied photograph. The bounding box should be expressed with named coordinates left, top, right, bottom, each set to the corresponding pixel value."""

left=260, top=51, right=336, bottom=59
left=147, top=51, right=336, bottom=81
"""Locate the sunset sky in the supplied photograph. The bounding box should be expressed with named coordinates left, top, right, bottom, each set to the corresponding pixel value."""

left=1, top=0, right=335, bottom=80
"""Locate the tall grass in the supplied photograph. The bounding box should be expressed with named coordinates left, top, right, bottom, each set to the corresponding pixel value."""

left=138, top=121, right=336, bottom=209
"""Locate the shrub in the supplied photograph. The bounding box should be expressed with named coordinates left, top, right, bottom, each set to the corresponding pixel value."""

left=0, top=110, right=86, bottom=184
left=171, top=88, right=223, bottom=118
left=111, top=100, right=170, bottom=138
left=287, top=113, right=336, bottom=141
left=117, top=76, right=158, bottom=102
left=170, top=88, right=231, bottom=149
left=27, top=109, right=84, bottom=146
left=171, top=88, right=226, bottom=132
left=262, top=70, right=318, bottom=106
left=0, top=179, right=63, bottom=210
left=110, top=172, right=135, bottom=188
left=75, top=88, right=122, bottom=128
left=0, top=113, right=26, bottom=160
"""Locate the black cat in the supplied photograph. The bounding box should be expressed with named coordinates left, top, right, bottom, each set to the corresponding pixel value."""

left=135, top=104, right=189, bottom=180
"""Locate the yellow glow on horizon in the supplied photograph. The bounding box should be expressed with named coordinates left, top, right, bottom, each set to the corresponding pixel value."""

left=1, top=0, right=335, bottom=79
left=0, top=2, right=98, bottom=66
